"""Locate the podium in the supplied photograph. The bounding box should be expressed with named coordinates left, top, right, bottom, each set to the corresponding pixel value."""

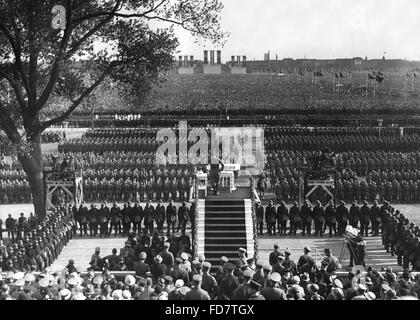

left=196, top=172, right=208, bottom=198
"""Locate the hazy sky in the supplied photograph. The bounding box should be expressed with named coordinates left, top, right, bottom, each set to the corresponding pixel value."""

left=171, top=0, right=420, bottom=61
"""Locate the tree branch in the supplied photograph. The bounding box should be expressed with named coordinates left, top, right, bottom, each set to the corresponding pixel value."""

left=40, top=65, right=111, bottom=130
left=0, top=69, right=27, bottom=110
left=34, top=0, right=74, bottom=113
left=0, top=101, right=22, bottom=145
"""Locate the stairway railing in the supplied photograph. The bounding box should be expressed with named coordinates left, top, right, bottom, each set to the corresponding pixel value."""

left=249, top=175, right=259, bottom=260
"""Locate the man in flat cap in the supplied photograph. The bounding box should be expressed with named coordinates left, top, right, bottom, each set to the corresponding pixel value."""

left=184, top=274, right=210, bottom=300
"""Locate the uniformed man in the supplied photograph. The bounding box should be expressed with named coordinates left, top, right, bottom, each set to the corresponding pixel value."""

left=155, top=200, right=166, bottom=235
left=313, top=200, right=325, bottom=237
left=231, top=269, right=254, bottom=300
left=99, top=201, right=110, bottom=237
left=289, top=201, right=301, bottom=236
left=6, top=214, right=15, bottom=241
left=349, top=201, right=360, bottom=228
left=297, top=247, right=315, bottom=274
left=370, top=200, right=381, bottom=236
left=277, top=201, right=289, bottom=236
left=220, top=262, right=239, bottom=299
left=177, top=201, right=189, bottom=233
left=88, top=204, right=99, bottom=237
left=17, top=213, right=27, bottom=240
left=201, top=262, right=218, bottom=299
left=260, top=272, right=287, bottom=300
left=301, top=200, right=313, bottom=236
left=255, top=201, right=264, bottom=235
left=184, top=274, right=211, bottom=300
left=360, top=200, right=370, bottom=237
left=133, top=201, right=143, bottom=233
left=324, top=200, right=337, bottom=237
left=109, top=202, right=122, bottom=236
left=166, top=199, right=177, bottom=235
left=265, top=200, right=277, bottom=236
left=321, top=248, right=339, bottom=275
left=144, top=200, right=155, bottom=235
left=336, top=200, right=349, bottom=236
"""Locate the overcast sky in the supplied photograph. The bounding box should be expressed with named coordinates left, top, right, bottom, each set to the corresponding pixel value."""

left=172, top=0, right=420, bottom=61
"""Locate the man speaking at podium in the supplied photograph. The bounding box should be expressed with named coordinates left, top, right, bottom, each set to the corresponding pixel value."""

left=209, top=158, right=224, bottom=195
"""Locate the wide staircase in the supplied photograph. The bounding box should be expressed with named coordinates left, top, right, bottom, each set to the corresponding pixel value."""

left=197, top=198, right=255, bottom=273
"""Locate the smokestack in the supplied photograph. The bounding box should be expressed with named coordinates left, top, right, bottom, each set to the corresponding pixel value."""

left=184, top=55, right=188, bottom=67
left=204, top=50, right=208, bottom=65
left=217, top=50, right=221, bottom=64
left=237, top=55, right=241, bottom=67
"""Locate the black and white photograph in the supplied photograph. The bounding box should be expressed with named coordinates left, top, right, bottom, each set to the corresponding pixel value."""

left=0, top=0, right=420, bottom=308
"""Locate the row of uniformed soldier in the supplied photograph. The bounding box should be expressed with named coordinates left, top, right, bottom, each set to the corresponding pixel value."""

left=379, top=201, right=420, bottom=271
left=72, top=200, right=194, bottom=237
left=0, top=205, right=74, bottom=273
left=255, top=199, right=388, bottom=238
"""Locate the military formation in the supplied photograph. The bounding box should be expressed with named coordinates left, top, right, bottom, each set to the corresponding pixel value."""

left=71, top=200, right=194, bottom=239
left=0, top=205, right=74, bottom=273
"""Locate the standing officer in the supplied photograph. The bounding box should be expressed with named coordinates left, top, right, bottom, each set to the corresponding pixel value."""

left=370, top=201, right=381, bottom=236
left=144, top=200, right=155, bottom=235
left=177, top=201, right=190, bottom=233
left=133, top=201, right=143, bottom=233
left=313, top=200, right=325, bottom=237
left=166, top=199, right=177, bottom=236
left=6, top=214, right=15, bottom=241
left=265, top=200, right=277, bottom=236
left=109, top=201, right=122, bottom=236
left=79, top=202, right=88, bottom=236
left=289, top=201, right=301, bottom=236
left=17, top=213, right=27, bottom=240
left=99, top=201, right=110, bottom=237
left=155, top=200, right=166, bottom=234
left=360, top=200, right=370, bottom=237
left=349, top=201, right=360, bottom=228
left=336, top=200, right=349, bottom=236
left=256, top=201, right=264, bottom=235
left=276, top=201, right=289, bottom=236
left=324, top=201, right=337, bottom=237
left=88, top=204, right=99, bottom=237
left=301, top=200, right=313, bottom=236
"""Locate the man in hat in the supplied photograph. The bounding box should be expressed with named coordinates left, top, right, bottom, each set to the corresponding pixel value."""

left=177, top=201, right=190, bottom=233
left=269, top=244, right=282, bottom=267
left=5, top=214, right=15, bottom=241
left=324, top=200, right=337, bottom=237
left=289, top=201, right=301, bottom=236
left=283, top=249, right=297, bottom=274
left=336, top=200, right=349, bottom=236
left=261, top=272, right=287, bottom=300
left=265, top=200, right=277, bottom=236
left=297, top=247, right=315, bottom=274
left=159, top=242, right=174, bottom=271
left=255, top=201, right=264, bottom=235
left=133, top=252, right=150, bottom=279
left=171, top=257, right=190, bottom=284
left=370, top=201, right=381, bottom=236
left=155, top=200, right=166, bottom=234
left=360, top=200, right=370, bottom=237
left=184, top=274, right=210, bottom=300
left=166, top=199, right=177, bottom=235
left=89, top=247, right=103, bottom=271
left=201, top=262, right=218, bottom=299
left=237, top=247, right=248, bottom=269
left=220, top=262, right=239, bottom=298
left=215, top=256, right=228, bottom=286
left=249, top=280, right=265, bottom=300
left=231, top=269, right=254, bottom=300
left=322, top=248, right=339, bottom=275
left=301, top=200, right=313, bottom=237
left=349, top=200, right=360, bottom=229
left=277, top=201, right=289, bottom=236
left=151, top=255, right=167, bottom=281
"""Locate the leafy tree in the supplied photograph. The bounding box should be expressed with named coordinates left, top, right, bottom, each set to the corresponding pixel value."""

left=0, top=0, right=227, bottom=217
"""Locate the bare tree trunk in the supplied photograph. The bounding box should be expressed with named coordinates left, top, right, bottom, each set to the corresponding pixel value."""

left=18, top=133, right=45, bottom=218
